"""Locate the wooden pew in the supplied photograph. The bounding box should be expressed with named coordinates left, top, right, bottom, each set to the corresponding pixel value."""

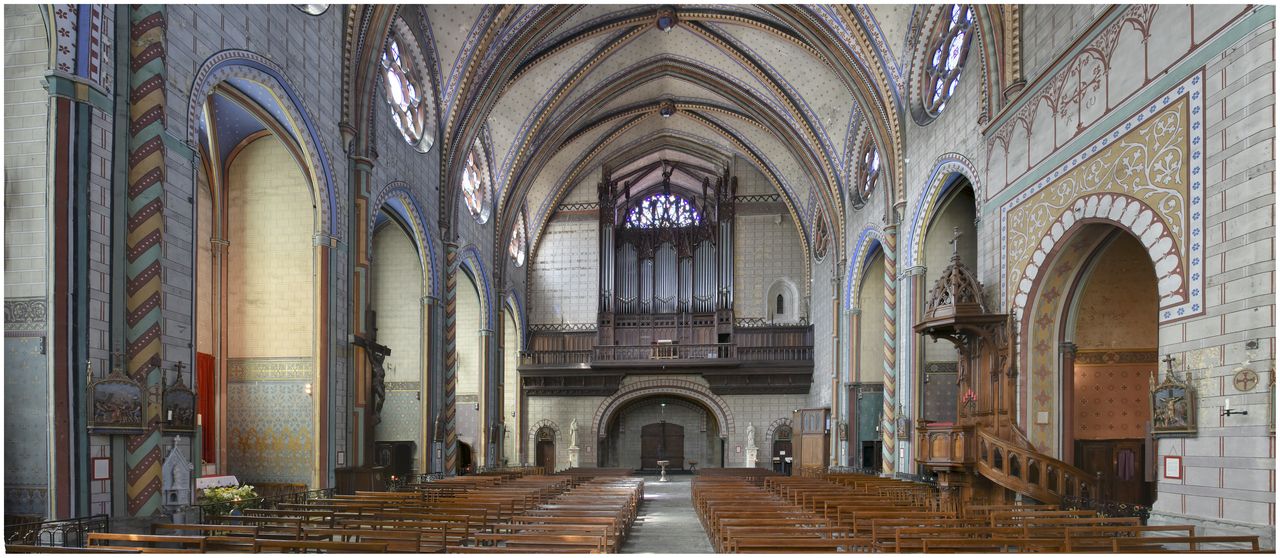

left=6, top=545, right=140, bottom=554
left=86, top=533, right=206, bottom=553
left=251, top=538, right=389, bottom=553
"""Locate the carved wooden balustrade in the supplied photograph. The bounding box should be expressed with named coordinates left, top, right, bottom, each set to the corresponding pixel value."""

left=519, top=323, right=812, bottom=366
left=915, top=422, right=975, bottom=470
left=976, top=430, right=1099, bottom=505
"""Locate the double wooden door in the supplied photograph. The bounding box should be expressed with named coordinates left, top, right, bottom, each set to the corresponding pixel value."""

left=640, top=422, right=684, bottom=470
left=1075, top=439, right=1151, bottom=505
left=536, top=440, right=555, bottom=472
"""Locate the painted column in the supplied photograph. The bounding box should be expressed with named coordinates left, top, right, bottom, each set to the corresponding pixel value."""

left=1059, top=342, right=1077, bottom=464
left=123, top=4, right=167, bottom=516
left=880, top=223, right=898, bottom=474
left=420, top=294, right=437, bottom=472
left=349, top=156, right=374, bottom=467
left=443, top=243, right=459, bottom=474
left=478, top=328, right=495, bottom=467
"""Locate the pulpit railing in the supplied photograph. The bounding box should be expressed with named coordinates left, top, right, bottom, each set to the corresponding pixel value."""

left=976, top=430, right=1098, bottom=505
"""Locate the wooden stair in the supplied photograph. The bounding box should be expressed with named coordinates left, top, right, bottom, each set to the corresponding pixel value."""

left=974, top=429, right=1098, bottom=505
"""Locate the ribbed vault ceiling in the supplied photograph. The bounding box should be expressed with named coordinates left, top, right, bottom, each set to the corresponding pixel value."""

left=397, top=4, right=904, bottom=266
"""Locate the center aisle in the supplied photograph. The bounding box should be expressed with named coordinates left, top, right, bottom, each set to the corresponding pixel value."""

left=621, top=475, right=714, bottom=554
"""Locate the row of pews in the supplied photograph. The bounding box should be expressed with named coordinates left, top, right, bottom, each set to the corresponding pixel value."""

left=8, top=469, right=643, bottom=554
left=694, top=470, right=1268, bottom=553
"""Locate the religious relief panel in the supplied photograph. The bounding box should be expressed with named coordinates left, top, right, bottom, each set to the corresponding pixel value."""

left=1150, top=356, right=1197, bottom=438
left=1002, top=72, right=1204, bottom=323
left=88, top=355, right=147, bottom=434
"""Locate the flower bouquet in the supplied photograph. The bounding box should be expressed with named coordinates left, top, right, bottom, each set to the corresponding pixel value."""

left=199, top=484, right=258, bottom=517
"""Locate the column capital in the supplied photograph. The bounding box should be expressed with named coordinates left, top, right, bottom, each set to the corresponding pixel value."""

left=313, top=233, right=337, bottom=247
left=1059, top=342, right=1078, bottom=356
left=478, top=329, right=495, bottom=336
left=904, top=265, right=927, bottom=277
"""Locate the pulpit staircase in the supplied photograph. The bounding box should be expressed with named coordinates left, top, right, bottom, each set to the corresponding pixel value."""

left=912, top=230, right=1098, bottom=506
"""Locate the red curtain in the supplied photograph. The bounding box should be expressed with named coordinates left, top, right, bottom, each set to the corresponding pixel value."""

left=196, top=352, right=216, bottom=465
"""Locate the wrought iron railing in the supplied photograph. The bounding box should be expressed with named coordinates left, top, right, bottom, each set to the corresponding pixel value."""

left=5, top=514, right=109, bottom=547
left=1061, top=495, right=1151, bottom=523
left=189, top=488, right=334, bottom=523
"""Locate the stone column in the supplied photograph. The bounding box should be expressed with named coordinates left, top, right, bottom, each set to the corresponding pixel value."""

left=880, top=223, right=898, bottom=474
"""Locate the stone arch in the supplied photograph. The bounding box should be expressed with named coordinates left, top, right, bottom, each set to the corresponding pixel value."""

left=187, top=50, right=339, bottom=237
left=765, top=417, right=794, bottom=448
left=529, top=418, right=560, bottom=439
left=766, top=278, right=801, bottom=324
left=1010, top=193, right=1186, bottom=321
left=370, top=182, right=439, bottom=299
left=844, top=225, right=884, bottom=310
left=591, top=379, right=735, bottom=442
left=904, top=153, right=982, bottom=269
left=454, top=245, right=495, bottom=329
left=502, top=291, right=525, bottom=352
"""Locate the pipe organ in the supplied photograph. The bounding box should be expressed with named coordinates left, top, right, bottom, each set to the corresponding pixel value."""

left=597, top=169, right=736, bottom=348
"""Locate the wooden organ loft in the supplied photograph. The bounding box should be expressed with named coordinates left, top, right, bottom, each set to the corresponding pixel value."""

left=914, top=230, right=1100, bottom=512
left=520, top=162, right=814, bottom=397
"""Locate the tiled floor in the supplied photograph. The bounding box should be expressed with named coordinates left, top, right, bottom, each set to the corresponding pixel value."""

left=621, top=475, right=714, bottom=554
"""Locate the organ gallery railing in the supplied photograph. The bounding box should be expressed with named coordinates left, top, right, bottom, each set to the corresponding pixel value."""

left=519, top=323, right=813, bottom=366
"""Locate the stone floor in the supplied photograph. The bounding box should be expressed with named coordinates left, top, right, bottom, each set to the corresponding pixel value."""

left=621, top=474, right=714, bottom=554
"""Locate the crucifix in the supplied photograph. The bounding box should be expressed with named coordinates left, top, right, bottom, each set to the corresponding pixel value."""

left=1161, top=354, right=1179, bottom=382
left=949, top=226, right=963, bottom=258
left=353, top=309, right=392, bottom=425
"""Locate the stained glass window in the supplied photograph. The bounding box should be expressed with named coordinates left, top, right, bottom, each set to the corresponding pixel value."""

left=859, top=141, right=881, bottom=202
left=625, top=193, right=701, bottom=229
left=509, top=211, right=527, bottom=267
left=923, top=4, right=975, bottom=117
left=813, top=211, right=830, bottom=262
left=381, top=34, right=432, bottom=150
left=461, top=144, right=491, bottom=224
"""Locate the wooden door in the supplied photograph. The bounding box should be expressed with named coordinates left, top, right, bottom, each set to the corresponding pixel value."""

left=640, top=422, right=684, bottom=470
left=1075, top=439, right=1150, bottom=505
left=536, top=440, right=555, bottom=472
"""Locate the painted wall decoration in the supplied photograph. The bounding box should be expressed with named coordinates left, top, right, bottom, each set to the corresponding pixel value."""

left=226, top=357, right=314, bottom=484
left=1150, top=361, right=1198, bottom=438
left=1002, top=72, right=1204, bottom=324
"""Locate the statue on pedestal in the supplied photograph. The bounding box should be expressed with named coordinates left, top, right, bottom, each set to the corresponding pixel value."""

left=744, top=422, right=759, bottom=468
left=569, top=418, right=579, bottom=449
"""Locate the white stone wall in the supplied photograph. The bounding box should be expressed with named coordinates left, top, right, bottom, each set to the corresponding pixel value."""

left=225, top=137, right=315, bottom=359
left=3, top=5, right=48, bottom=298
left=455, top=275, right=484, bottom=451
left=1020, top=5, right=1108, bottom=84
left=530, top=215, right=598, bottom=325
left=1147, top=18, right=1275, bottom=541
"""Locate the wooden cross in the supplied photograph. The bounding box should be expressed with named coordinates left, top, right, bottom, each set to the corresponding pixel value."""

left=171, top=361, right=186, bottom=386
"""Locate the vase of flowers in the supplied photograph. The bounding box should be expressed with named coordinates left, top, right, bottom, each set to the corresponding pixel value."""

left=199, top=484, right=258, bottom=517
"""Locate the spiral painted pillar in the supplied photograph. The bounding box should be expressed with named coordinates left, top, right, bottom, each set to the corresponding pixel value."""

left=443, top=244, right=459, bottom=474
left=124, top=4, right=168, bottom=516
left=880, top=223, right=898, bottom=474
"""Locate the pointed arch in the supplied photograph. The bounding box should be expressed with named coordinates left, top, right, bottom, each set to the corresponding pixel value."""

left=903, top=153, right=982, bottom=269
left=844, top=226, right=885, bottom=310
left=188, top=50, right=340, bottom=237
left=369, top=183, right=440, bottom=299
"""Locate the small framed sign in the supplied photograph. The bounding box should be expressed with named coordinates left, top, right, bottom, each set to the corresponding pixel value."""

left=92, top=457, right=111, bottom=481
left=1163, top=455, right=1182, bottom=479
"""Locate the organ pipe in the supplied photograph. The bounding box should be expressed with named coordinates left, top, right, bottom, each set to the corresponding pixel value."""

left=598, top=167, right=737, bottom=343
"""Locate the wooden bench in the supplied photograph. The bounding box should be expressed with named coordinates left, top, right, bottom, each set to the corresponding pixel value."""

left=86, top=533, right=206, bottom=553
left=251, top=537, right=389, bottom=553
left=471, top=532, right=607, bottom=553
left=6, top=545, right=140, bottom=554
